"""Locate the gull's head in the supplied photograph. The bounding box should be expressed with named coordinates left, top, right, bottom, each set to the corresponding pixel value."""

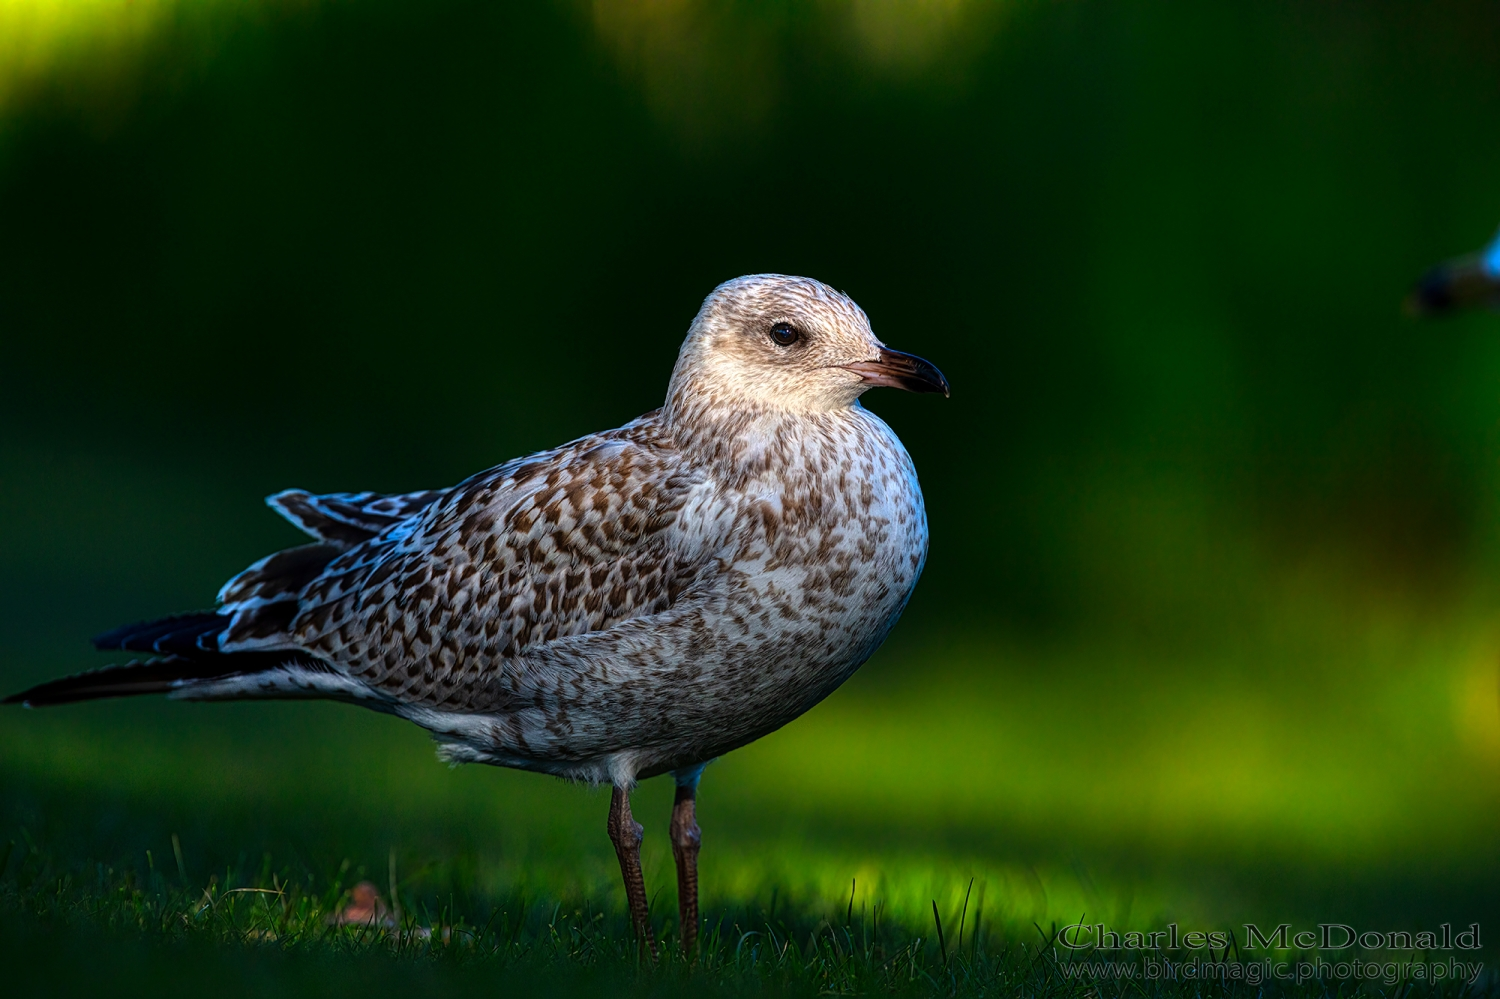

left=666, top=274, right=949, bottom=417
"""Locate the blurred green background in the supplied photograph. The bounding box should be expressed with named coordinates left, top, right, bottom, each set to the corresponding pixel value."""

left=3, top=0, right=1500, bottom=958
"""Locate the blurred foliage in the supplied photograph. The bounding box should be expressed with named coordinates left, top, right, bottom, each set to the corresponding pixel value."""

left=3, top=0, right=1500, bottom=989
left=4, top=0, right=1500, bottom=636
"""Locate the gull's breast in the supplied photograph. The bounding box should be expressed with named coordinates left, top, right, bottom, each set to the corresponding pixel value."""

left=716, top=409, right=929, bottom=699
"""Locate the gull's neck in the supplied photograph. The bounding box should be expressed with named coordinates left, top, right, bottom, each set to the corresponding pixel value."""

left=661, top=384, right=865, bottom=484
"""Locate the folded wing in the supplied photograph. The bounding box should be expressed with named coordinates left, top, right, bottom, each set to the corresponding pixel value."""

left=222, top=420, right=711, bottom=710
left=8, top=416, right=712, bottom=712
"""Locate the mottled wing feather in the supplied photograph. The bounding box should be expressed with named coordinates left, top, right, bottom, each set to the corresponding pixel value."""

left=268, top=488, right=446, bottom=548
left=223, top=418, right=709, bottom=709
left=218, top=489, right=448, bottom=644
left=215, top=542, right=345, bottom=644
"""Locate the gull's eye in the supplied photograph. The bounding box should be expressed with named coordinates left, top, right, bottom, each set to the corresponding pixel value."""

left=769, top=321, right=801, bottom=347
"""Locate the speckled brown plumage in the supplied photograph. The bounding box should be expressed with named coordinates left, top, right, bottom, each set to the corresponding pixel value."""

left=176, top=274, right=944, bottom=786
left=8, top=273, right=949, bottom=951
left=224, top=414, right=704, bottom=711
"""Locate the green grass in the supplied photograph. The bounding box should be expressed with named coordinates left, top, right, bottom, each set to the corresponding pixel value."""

left=2, top=828, right=1493, bottom=998
left=4, top=608, right=1499, bottom=996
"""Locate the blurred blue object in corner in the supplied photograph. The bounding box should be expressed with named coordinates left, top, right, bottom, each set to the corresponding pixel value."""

left=1406, top=225, right=1500, bottom=317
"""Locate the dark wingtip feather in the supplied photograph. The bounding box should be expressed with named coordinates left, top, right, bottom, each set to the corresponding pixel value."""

left=91, top=612, right=226, bottom=655
left=6, top=648, right=331, bottom=708
left=13, top=608, right=328, bottom=709
left=4, top=658, right=201, bottom=707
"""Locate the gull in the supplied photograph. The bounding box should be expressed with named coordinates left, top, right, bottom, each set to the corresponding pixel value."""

left=1406, top=225, right=1500, bottom=316
left=5, top=274, right=949, bottom=953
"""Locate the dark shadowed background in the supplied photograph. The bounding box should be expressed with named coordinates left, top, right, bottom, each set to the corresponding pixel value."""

left=3, top=0, right=1500, bottom=962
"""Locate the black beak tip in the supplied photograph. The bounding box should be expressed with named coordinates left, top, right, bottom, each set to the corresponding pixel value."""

left=918, top=364, right=951, bottom=398
left=890, top=349, right=950, bottom=397
left=917, top=377, right=951, bottom=398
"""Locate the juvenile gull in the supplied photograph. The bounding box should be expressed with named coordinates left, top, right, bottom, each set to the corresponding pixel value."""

left=6, top=274, right=949, bottom=952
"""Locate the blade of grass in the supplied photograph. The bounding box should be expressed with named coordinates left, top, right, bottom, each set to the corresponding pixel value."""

left=957, top=877, right=973, bottom=959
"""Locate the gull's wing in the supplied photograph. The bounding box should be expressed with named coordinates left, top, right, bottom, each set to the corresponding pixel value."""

left=220, top=415, right=713, bottom=709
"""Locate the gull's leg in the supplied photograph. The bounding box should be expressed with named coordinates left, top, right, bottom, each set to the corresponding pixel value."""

left=607, top=784, right=657, bottom=957
left=669, top=766, right=704, bottom=954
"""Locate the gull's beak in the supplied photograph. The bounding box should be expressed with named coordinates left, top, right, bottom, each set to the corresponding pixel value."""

left=841, top=348, right=951, bottom=397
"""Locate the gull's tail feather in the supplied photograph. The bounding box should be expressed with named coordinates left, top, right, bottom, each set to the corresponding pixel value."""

left=6, top=612, right=326, bottom=707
